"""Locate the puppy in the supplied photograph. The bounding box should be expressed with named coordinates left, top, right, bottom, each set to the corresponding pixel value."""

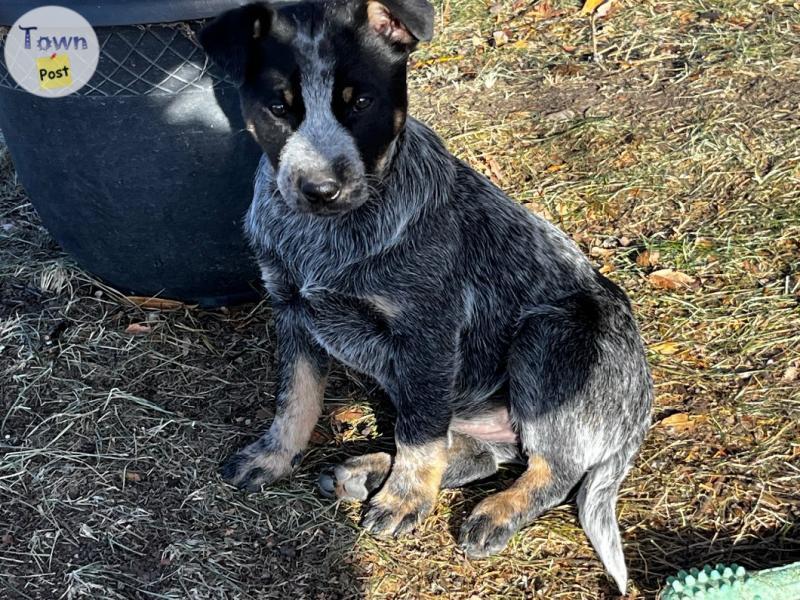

left=200, top=0, right=652, bottom=592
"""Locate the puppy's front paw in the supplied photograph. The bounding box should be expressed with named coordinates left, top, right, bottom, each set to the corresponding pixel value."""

left=220, top=442, right=300, bottom=492
left=361, top=485, right=435, bottom=537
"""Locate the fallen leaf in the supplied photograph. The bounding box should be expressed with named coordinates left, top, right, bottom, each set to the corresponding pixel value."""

left=126, top=296, right=189, bottom=311
left=651, top=341, right=680, bottom=355
left=636, top=250, right=661, bottom=268
left=590, top=247, right=614, bottom=259
left=782, top=366, right=798, bottom=383
left=581, top=0, right=611, bottom=16
left=492, top=29, right=510, bottom=47
left=528, top=1, right=562, bottom=20
left=675, top=10, right=697, bottom=25
left=125, top=323, right=152, bottom=336
left=414, top=55, right=463, bottom=67
left=725, top=15, right=752, bottom=28
left=485, top=157, right=506, bottom=185
left=1, top=533, right=12, bottom=546
left=124, top=471, right=142, bottom=482
left=330, top=406, right=368, bottom=427
left=546, top=162, right=566, bottom=172
left=648, top=268, right=698, bottom=290
left=657, top=412, right=707, bottom=433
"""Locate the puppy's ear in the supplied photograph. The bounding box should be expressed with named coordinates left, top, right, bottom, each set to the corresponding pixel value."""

left=366, top=0, right=435, bottom=48
left=199, top=3, right=273, bottom=85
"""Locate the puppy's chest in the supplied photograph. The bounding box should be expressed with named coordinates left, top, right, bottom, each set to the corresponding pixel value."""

left=260, top=249, right=402, bottom=378
left=259, top=238, right=402, bottom=328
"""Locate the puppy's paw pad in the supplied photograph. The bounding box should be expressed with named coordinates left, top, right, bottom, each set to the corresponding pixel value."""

left=319, top=453, right=392, bottom=501
left=459, top=514, right=515, bottom=558
left=318, top=465, right=370, bottom=501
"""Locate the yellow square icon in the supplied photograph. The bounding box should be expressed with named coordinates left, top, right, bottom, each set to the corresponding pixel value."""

left=36, top=54, right=73, bottom=90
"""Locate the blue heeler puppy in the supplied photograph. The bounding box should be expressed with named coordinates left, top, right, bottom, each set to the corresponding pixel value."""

left=200, top=0, right=652, bottom=592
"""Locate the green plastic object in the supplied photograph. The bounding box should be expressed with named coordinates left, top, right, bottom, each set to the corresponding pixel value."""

left=659, top=562, right=800, bottom=600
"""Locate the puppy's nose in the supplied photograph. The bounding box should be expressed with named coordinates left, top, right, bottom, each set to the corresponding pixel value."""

left=300, top=179, right=341, bottom=205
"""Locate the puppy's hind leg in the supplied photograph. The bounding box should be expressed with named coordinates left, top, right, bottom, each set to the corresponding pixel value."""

left=463, top=290, right=649, bottom=594
left=459, top=452, right=582, bottom=560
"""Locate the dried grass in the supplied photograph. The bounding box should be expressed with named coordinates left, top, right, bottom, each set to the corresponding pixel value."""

left=2, top=0, right=799, bottom=598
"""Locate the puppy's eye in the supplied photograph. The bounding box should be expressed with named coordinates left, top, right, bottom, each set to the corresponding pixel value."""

left=268, top=102, right=288, bottom=118
left=353, top=96, right=373, bottom=112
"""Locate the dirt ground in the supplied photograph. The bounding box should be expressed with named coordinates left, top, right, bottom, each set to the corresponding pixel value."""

left=1, top=0, right=799, bottom=598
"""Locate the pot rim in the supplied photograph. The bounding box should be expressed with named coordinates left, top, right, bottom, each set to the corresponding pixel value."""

left=0, top=0, right=250, bottom=27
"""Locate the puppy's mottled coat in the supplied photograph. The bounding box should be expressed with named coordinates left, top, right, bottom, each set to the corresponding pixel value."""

left=201, top=0, right=652, bottom=592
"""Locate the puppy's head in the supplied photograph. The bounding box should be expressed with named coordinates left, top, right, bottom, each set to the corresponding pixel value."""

left=200, top=0, right=434, bottom=216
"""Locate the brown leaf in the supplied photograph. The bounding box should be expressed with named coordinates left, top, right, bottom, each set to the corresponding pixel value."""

left=125, top=323, right=152, bottom=336
left=651, top=341, right=680, bottom=356
left=485, top=157, right=506, bottom=185
left=528, top=1, right=562, bottom=20
left=126, top=296, right=190, bottom=311
left=1, top=533, right=13, bottom=546
left=330, top=406, right=368, bottom=427
left=590, top=247, right=614, bottom=259
left=636, top=249, right=661, bottom=269
left=657, top=412, right=707, bottom=433
left=124, top=471, right=142, bottom=482
left=648, top=268, right=698, bottom=290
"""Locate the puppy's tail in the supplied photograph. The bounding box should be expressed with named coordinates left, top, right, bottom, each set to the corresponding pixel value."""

left=576, top=449, right=633, bottom=595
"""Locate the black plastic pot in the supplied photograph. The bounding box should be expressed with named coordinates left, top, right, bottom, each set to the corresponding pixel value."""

left=0, top=1, right=263, bottom=307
